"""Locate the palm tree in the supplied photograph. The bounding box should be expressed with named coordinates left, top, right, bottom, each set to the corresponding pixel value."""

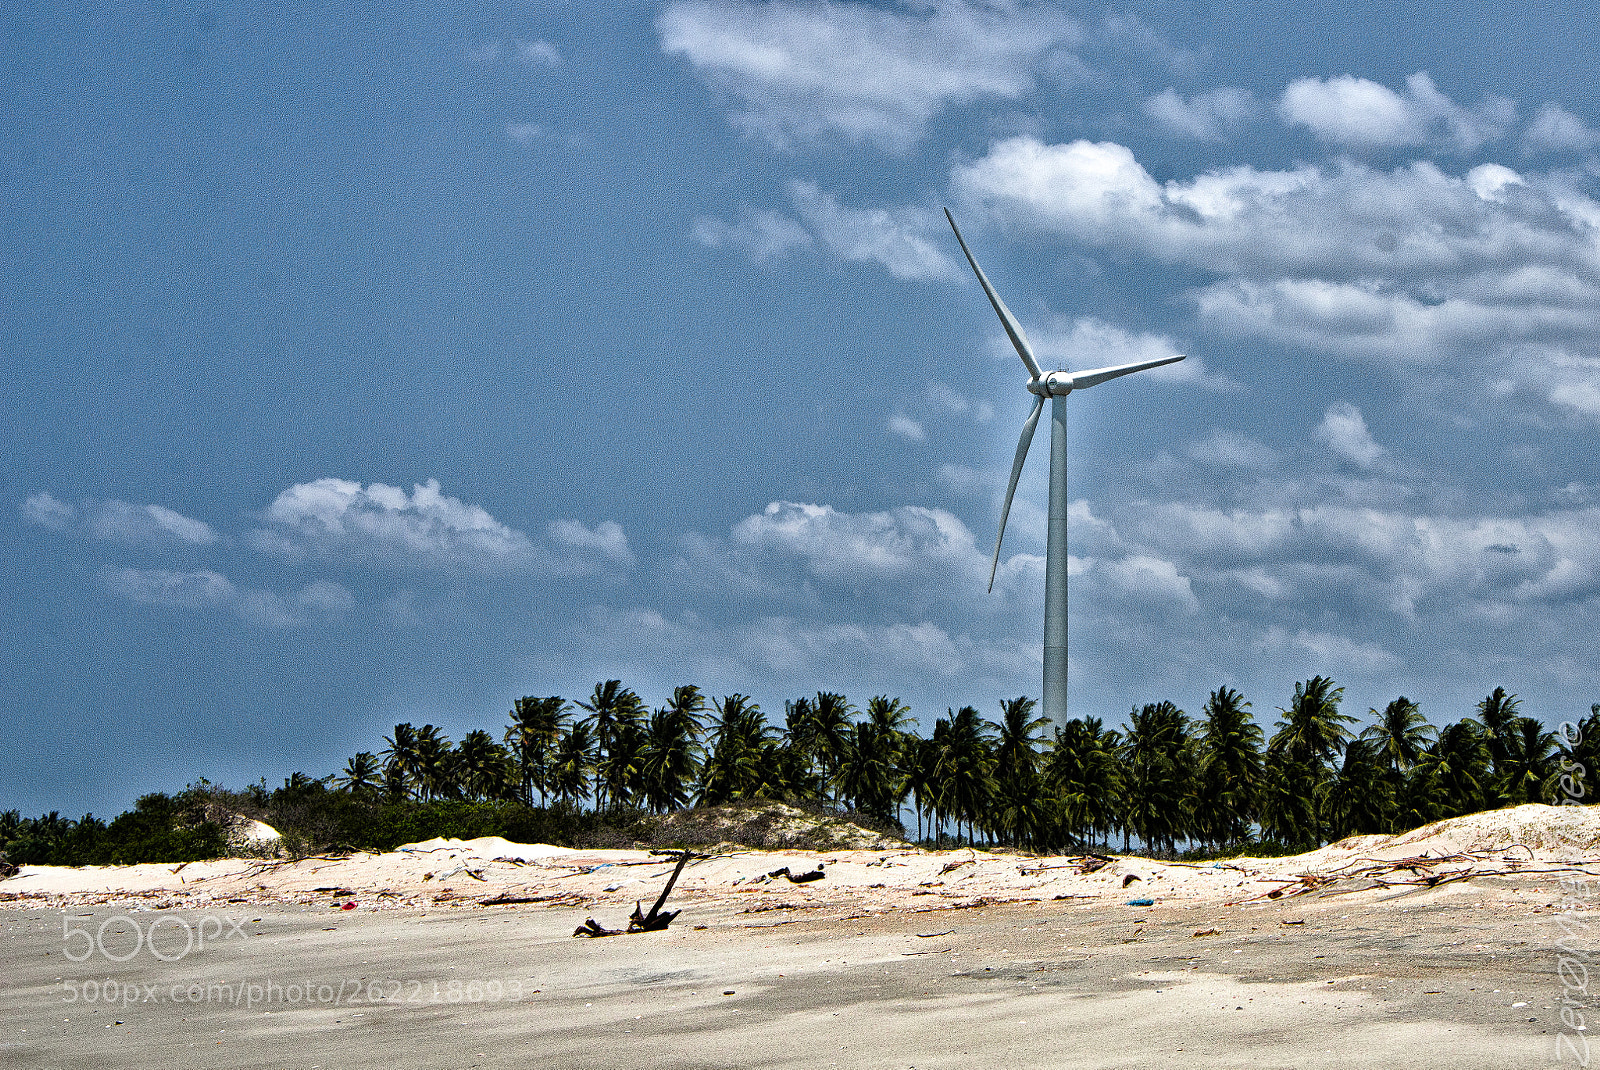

left=1044, top=717, right=1122, bottom=850
left=1556, top=705, right=1600, bottom=804
left=785, top=692, right=855, bottom=807
left=504, top=696, right=569, bottom=806
left=699, top=694, right=774, bottom=804
left=640, top=685, right=706, bottom=813
left=989, top=696, right=1049, bottom=847
left=382, top=723, right=422, bottom=800
left=1120, top=701, right=1191, bottom=856
left=1496, top=716, right=1558, bottom=805
left=939, top=706, right=995, bottom=845
left=992, top=696, right=1049, bottom=785
left=457, top=729, right=516, bottom=801
left=1319, top=737, right=1389, bottom=840
left=1475, top=686, right=1520, bottom=806
left=864, top=695, right=915, bottom=825
left=1409, top=718, right=1490, bottom=820
left=1265, top=677, right=1355, bottom=845
left=549, top=723, right=596, bottom=808
left=413, top=724, right=456, bottom=801
left=1361, top=697, right=1435, bottom=775
left=1192, top=686, right=1263, bottom=849
left=577, top=681, right=647, bottom=811
left=336, top=752, right=383, bottom=795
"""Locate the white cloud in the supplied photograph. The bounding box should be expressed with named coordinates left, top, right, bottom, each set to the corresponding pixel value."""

left=1314, top=401, right=1387, bottom=469
left=691, top=207, right=814, bottom=262
left=548, top=519, right=636, bottom=568
left=20, top=491, right=74, bottom=530
left=1522, top=103, right=1599, bottom=155
left=1268, top=626, right=1401, bottom=673
left=1027, top=316, right=1237, bottom=390
left=787, top=182, right=957, bottom=280
left=1278, top=72, right=1514, bottom=153
left=566, top=605, right=1038, bottom=698
left=1184, top=429, right=1280, bottom=470
left=471, top=38, right=562, bottom=68
left=731, top=500, right=983, bottom=585
left=1144, top=86, right=1254, bottom=141
left=886, top=414, right=926, bottom=441
left=102, top=568, right=352, bottom=628
left=953, top=137, right=1600, bottom=282
left=515, top=39, right=562, bottom=67
left=254, top=477, right=631, bottom=575
left=21, top=492, right=218, bottom=546
left=658, top=0, right=1078, bottom=152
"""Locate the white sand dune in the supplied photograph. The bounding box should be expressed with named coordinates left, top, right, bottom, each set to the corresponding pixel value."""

left=4, top=803, right=1598, bottom=914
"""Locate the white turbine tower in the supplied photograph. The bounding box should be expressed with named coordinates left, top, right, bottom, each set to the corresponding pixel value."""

left=945, top=209, right=1184, bottom=726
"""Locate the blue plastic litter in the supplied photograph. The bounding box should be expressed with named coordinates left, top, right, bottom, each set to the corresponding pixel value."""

left=1125, top=897, right=1154, bottom=906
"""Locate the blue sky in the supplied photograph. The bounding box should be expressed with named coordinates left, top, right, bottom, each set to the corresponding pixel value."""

left=6, top=1, right=1600, bottom=816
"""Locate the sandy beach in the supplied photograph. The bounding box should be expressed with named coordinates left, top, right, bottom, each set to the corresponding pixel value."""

left=4, top=804, right=1599, bottom=1067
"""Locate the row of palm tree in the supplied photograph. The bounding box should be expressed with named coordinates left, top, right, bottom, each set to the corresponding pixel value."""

left=333, top=678, right=1599, bottom=854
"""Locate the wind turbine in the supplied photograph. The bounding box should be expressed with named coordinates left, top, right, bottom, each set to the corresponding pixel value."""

left=944, top=209, right=1184, bottom=726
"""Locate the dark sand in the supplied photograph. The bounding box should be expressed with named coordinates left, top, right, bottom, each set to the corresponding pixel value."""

left=1, top=874, right=1577, bottom=1068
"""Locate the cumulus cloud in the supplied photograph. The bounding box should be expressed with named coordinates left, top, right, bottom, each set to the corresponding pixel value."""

left=951, top=135, right=1600, bottom=418
left=953, top=137, right=1597, bottom=281
left=1026, top=317, right=1237, bottom=390
left=658, top=0, right=1078, bottom=152
left=1314, top=401, right=1388, bottom=469
left=103, top=568, right=352, bottom=628
left=470, top=38, right=562, bottom=67
left=1184, top=429, right=1281, bottom=470
left=691, top=207, right=814, bottom=262
left=1144, top=86, right=1254, bottom=141
left=886, top=414, right=926, bottom=441
left=516, top=39, right=562, bottom=67
left=1523, top=103, right=1599, bottom=154
left=693, top=184, right=956, bottom=278
left=787, top=182, right=957, bottom=280
left=20, top=492, right=218, bottom=546
left=253, top=478, right=632, bottom=576
left=1278, top=72, right=1515, bottom=153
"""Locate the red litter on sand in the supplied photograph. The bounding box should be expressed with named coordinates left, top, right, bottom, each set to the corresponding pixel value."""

left=341, top=902, right=357, bottom=910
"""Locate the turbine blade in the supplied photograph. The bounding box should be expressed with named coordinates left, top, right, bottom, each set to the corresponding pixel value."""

left=945, top=209, right=1044, bottom=381
left=989, top=394, right=1045, bottom=593
left=1068, top=353, right=1185, bottom=390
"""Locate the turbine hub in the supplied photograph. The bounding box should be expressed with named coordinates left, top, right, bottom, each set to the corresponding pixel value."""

left=1029, top=371, right=1073, bottom=397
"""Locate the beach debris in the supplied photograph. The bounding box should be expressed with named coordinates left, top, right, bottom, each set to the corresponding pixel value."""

left=918, top=930, right=955, bottom=938
left=766, top=864, right=826, bottom=884
left=575, top=850, right=700, bottom=938
left=1125, top=898, right=1154, bottom=907
left=1192, top=927, right=1220, bottom=937
left=1281, top=918, right=1305, bottom=925
left=940, top=859, right=975, bottom=876
left=0, top=853, right=19, bottom=880
left=1122, top=874, right=1142, bottom=888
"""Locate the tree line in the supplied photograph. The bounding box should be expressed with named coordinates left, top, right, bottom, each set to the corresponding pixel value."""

left=337, top=677, right=1600, bottom=854
left=5, top=678, right=1594, bottom=866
